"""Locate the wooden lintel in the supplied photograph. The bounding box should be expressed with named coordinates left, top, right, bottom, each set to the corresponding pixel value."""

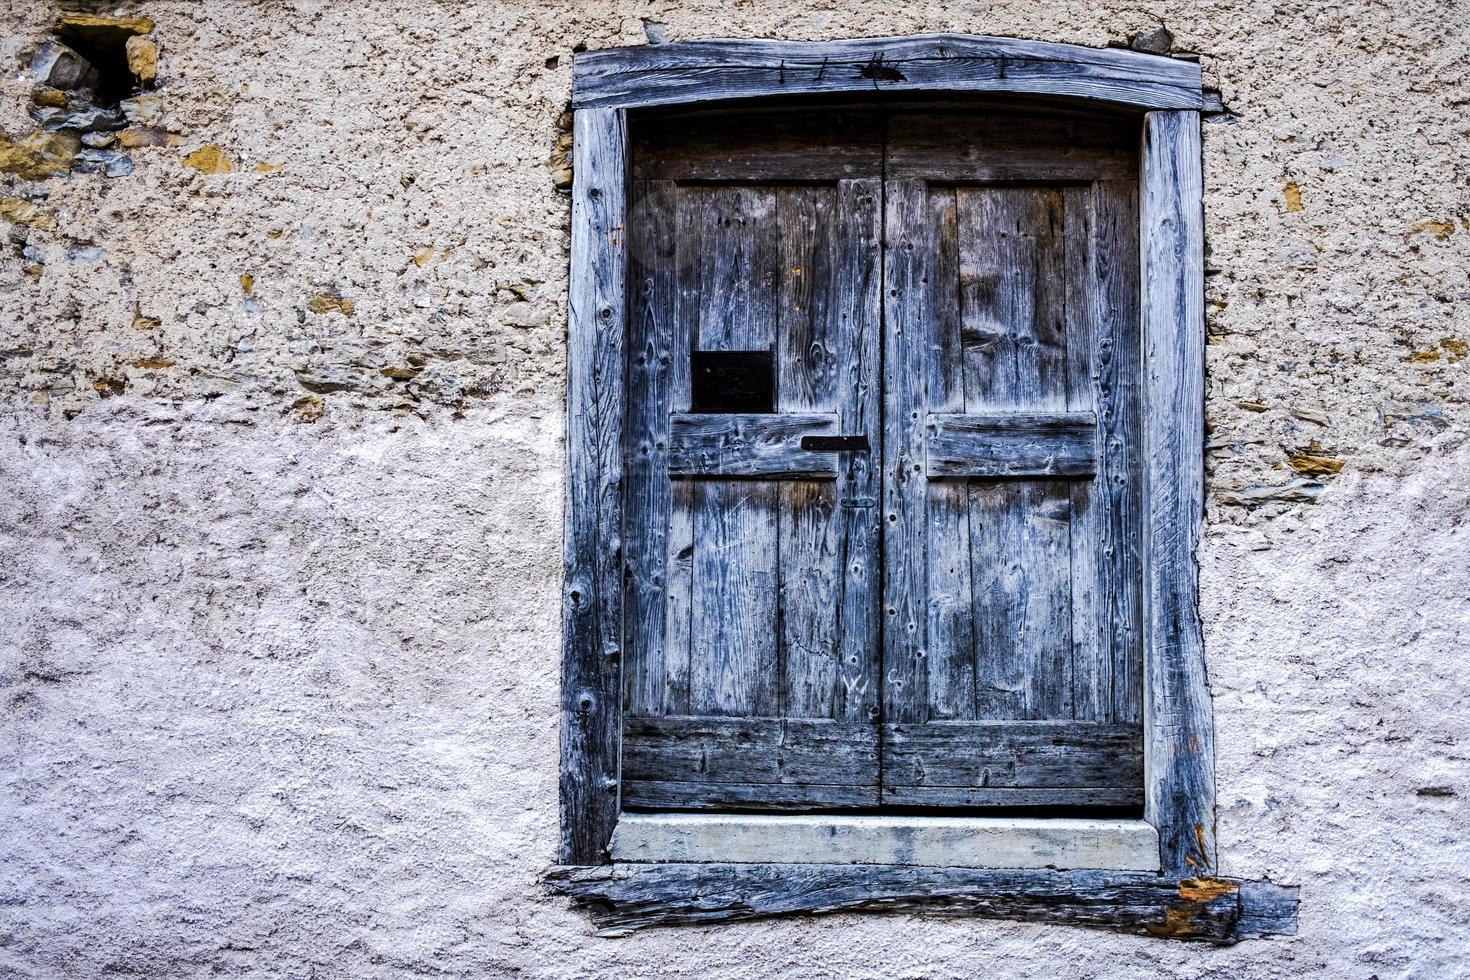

left=545, top=863, right=1299, bottom=943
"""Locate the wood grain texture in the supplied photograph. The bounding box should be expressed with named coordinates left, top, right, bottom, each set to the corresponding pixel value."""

left=886, top=109, right=1138, bottom=181
left=689, top=479, right=779, bottom=716
left=632, top=108, right=882, bottom=182
left=546, top=863, right=1299, bottom=943
left=881, top=721, right=1142, bottom=796
left=881, top=178, right=935, bottom=726
left=560, top=108, right=627, bottom=865
left=925, top=412, right=1097, bottom=477
left=573, top=35, right=1204, bottom=111
left=667, top=413, right=839, bottom=478
left=622, top=717, right=879, bottom=809
left=1140, top=110, right=1212, bottom=875
left=624, top=179, right=678, bottom=718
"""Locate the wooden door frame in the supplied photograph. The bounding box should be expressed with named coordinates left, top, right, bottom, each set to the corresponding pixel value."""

left=555, top=33, right=1291, bottom=942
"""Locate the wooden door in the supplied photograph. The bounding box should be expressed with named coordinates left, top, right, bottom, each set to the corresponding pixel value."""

left=620, top=111, right=885, bottom=810
left=881, top=109, right=1146, bottom=808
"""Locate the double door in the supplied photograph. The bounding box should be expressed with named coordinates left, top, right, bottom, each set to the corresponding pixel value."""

left=621, top=106, right=1144, bottom=811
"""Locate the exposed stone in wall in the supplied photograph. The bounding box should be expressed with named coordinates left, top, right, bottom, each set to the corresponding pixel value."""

left=1, top=3, right=1463, bottom=528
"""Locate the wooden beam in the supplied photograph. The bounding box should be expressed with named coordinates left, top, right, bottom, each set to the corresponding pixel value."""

left=1140, top=110, right=1213, bottom=875
left=924, top=412, right=1097, bottom=477
left=668, top=412, right=841, bottom=478
left=573, top=35, right=1204, bottom=111
left=545, top=863, right=1299, bottom=943
left=560, top=108, right=628, bottom=865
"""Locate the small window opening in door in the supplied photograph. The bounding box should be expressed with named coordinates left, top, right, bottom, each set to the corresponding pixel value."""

left=690, top=349, right=775, bottom=413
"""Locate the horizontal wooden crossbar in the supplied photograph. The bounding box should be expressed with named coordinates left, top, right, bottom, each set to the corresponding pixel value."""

left=924, top=411, right=1097, bottom=477
left=668, top=412, right=840, bottom=478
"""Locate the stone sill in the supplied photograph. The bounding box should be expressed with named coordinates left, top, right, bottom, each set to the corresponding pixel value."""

left=610, top=812, right=1161, bottom=871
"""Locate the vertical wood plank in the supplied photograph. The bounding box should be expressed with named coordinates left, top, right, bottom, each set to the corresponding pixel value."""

left=1096, top=178, right=1143, bottom=725
left=690, top=480, right=780, bottom=716
left=624, top=179, right=677, bottom=717
left=923, top=187, right=976, bottom=721
left=957, top=187, right=1074, bottom=722
left=957, top=188, right=1068, bottom=411
left=969, top=480, right=1073, bottom=720
left=1063, top=184, right=1104, bottom=722
left=779, top=481, right=840, bottom=716
left=777, top=186, right=843, bottom=718
left=1141, top=110, right=1213, bottom=874
left=882, top=179, right=934, bottom=725
left=561, top=108, right=627, bottom=865
left=662, top=480, right=694, bottom=715
left=832, top=177, right=883, bottom=726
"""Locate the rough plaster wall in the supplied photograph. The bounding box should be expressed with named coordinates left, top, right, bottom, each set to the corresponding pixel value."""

left=1, top=1, right=1467, bottom=977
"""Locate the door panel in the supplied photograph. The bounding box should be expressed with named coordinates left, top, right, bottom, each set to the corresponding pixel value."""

left=623, top=106, right=1140, bottom=813
left=622, top=112, right=883, bottom=809
left=881, top=109, right=1144, bottom=807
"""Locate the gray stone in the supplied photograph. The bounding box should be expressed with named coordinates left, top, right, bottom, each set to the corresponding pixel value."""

left=27, top=41, right=99, bottom=91
left=1128, top=26, right=1174, bottom=54
left=71, top=148, right=134, bottom=177
left=30, top=105, right=126, bottom=133
left=119, top=96, right=163, bottom=125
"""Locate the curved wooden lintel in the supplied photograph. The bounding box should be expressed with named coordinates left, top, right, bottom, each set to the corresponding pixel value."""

left=572, top=34, right=1203, bottom=111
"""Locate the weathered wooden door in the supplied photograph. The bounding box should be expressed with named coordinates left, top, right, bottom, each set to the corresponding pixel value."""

left=620, top=111, right=885, bottom=809
left=621, top=105, right=1143, bottom=812
left=881, top=109, right=1145, bottom=808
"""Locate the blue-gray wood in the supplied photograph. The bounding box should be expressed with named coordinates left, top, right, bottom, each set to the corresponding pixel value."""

left=622, top=717, right=880, bottom=810
left=882, top=721, right=1143, bottom=807
left=881, top=113, right=1145, bottom=806
left=667, top=413, right=840, bottom=478
left=1141, top=110, right=1213, bottom=874
left=546, top=863, right=1299, bottom=943
left=620, top=120, right=884, bottom=810
left=560, top=108, right=627, bottom=865
left=924, top=412, right=1098, bottom=477
left=573, top=35, right=1204, bottom=111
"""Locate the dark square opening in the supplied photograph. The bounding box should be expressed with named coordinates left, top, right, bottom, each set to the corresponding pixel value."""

left=690, top=349, right=774, bottom=413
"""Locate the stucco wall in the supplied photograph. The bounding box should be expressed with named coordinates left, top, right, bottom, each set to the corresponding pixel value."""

left=2, top=2, right=1467, bottom=977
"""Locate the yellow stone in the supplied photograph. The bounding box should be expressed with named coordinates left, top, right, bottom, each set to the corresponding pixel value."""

left=1442, top=338, right=1468, bottom=362
left=117, top=127, right=172, bottom=150
left=1283, top=182, right=1303, bottom=212
left=0, top=197, right=56, bottom=230
left=133, top=313, right=161, bottom=330
left=1411, top=218, right=1455, bottom=240
left=255, top=161, right=284, bottom=173
left=240, top=273, right=254, bottom=294
left=32, top=88, right=67, bottom=108
left=131, top=357, right=175, bottom=369
left=183, top=144, right=233, bottom=174
left=307, top=293, right=354, bottom=316
left=55, top=12, right=154, bottom=37
left=126, top=35, right=158, bottom=84
left=1286, top=453, right=1344, bottom=476
left=0, top=131, right=80, bottom=180
left=413, top=247, right=435, bottom=267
